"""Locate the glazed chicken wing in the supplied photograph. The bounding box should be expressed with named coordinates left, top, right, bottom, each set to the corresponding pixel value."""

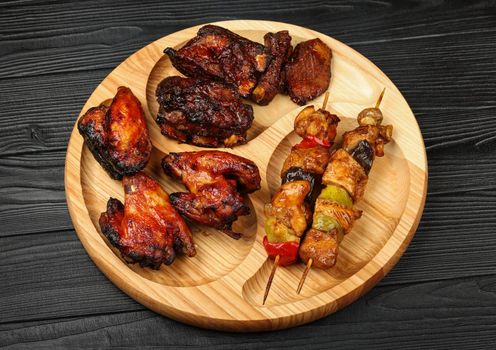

left=162, top=151, right=261, bottom=239
left=251, top=31, right=292, bottom=105
left=165, top=25, right=271, bottom=97
left=78, top=87, right=152, bottom=179
left=284, top=38, right=332, bottom=105
left=99, top=172, right=196, bottom=269
left=156, top=76, right=254, bottom=147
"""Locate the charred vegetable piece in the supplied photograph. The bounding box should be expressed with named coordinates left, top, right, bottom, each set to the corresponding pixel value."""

left=350, top=140, right=375, bottom=174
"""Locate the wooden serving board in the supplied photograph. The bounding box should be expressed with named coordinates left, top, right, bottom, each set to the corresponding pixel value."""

left=65, top=20, right=427, bottom=332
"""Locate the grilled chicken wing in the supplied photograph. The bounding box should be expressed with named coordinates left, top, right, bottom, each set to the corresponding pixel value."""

left=164, top=25, right=271, bottom=97
left=251, top=31, right=292, bottom=105
left=78, top=87, right=152, bottom=180
left=156, top=76, right=254, bottom=148
left=162, top=151, right=261, bottom=239
left=99, top=172, right=196, bottom=269
left=284, top=38, right=332, bottom=105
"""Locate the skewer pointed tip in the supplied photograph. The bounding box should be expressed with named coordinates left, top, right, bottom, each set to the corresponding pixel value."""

left=262, top=255, right=280, bottom=305
left=375, top=88, right=386, bottom=109
left=296, top=258, right=313, bottom=294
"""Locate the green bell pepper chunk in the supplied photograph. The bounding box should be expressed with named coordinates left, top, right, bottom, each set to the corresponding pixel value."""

left=318, top=184, right=353, bottom=208
left=312, top=212, right=344, bottom=242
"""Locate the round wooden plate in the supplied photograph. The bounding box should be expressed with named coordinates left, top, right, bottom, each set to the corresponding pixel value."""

left=65, top=20, right=427, bottom=332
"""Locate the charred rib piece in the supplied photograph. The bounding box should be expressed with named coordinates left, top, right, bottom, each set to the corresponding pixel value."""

left=165, top=25, right=271, bottom=97
left=99, top=172, right=196, bottom=269
left=156, top=76, right=254, bottom=147
left=284, top=38, right=332, bottom=105
left=251, top=31, right=292, bottom=105
left=162, top=151, right=261, bottom=239
left=78, top=87, right=152, bottom=180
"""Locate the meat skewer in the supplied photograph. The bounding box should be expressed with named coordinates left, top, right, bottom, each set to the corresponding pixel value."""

left=296, top=88, right=393, bottom=294
left=262, top=92, right=341, bottom=304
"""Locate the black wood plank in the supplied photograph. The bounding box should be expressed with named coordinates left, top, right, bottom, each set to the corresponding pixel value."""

left=1, top=275, right=496, bottom=348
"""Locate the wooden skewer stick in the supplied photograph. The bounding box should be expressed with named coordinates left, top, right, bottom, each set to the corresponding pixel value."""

left=263, top=254, right=280, bottom=305
left=295, top=88, right=387, bottom=294
left=262, top=91, right=332, bottom=305
left=322, top=91, right=330, bottom=110
left=296, top=258, right=313, bottom=294
left=375, top=88, right=386, bottom=109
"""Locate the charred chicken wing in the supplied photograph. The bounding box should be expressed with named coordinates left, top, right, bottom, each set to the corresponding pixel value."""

left=78, top=87, right=152, bottom=180
left=284, top=38, right=332, bottom=105
left=156, top=76, right=254, bottom=147
left=161, top=151, right=261, bottom=239
left=251, top=31, right=292, bottom=105
left=164, top=25, right=271, bottom=97
left=99, top=172, right=196, bottom=269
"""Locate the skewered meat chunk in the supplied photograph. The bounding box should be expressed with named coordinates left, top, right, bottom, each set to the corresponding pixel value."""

left=251, top=31, right=293, bottom=105
left=162, top=151, right=261, bottom=239
left=299, top=228, right=339, bottom=269
left=342, top=125, right=393, bottom=157
left=164, top=25, right=271, bottom=97
left=314, top=198, right=362, bottom=234
left=322, top=149, right=368, bottom=202
left=156, top=76, right=254, bottom=148
left=281, top=144, right=331, bottom=177
left=284, top=38, right=332, bottom=105
left=264, top=180, right=312, bottom=240
left=78, top=87, right=152, bottom=180
left=99, top=172, right=196, bottom=269
left=294, top=106, right=340, bottom=144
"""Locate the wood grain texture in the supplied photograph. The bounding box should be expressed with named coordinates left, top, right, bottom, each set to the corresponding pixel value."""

left=1, top=0, right=495, bottom=346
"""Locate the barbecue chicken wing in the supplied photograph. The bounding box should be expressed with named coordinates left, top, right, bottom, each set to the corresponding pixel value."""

left=164, top=25, right=271, bottom=97
left=251, top=31, right=292, bottom=105
left=99, top=172, right=196, bottom=269
left=162, top=151, right=261, bottom=239
left=78, top=87, right=152, bottom=180
left=284, top=38, right=332, bottom=105
left=156, top=76, right=254, bottom=147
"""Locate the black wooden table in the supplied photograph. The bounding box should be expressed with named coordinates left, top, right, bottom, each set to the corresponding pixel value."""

left=1, top=0, right=495, bottom=348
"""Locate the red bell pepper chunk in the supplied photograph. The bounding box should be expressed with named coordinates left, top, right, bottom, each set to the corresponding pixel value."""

left=295, top=136, right=332, bottom=149
left=263, top=236, right=299, bottom=266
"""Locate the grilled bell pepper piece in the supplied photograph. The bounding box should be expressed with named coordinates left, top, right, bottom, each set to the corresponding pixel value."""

left=318, top=184, right=353, bottom=208
left=263, top=236, right=299, bottom=266
left=350, top=140, right=374, bottom=174
left=295, top=135, right=332, bottom=149
left=312, top=212, right=344, bottom=243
